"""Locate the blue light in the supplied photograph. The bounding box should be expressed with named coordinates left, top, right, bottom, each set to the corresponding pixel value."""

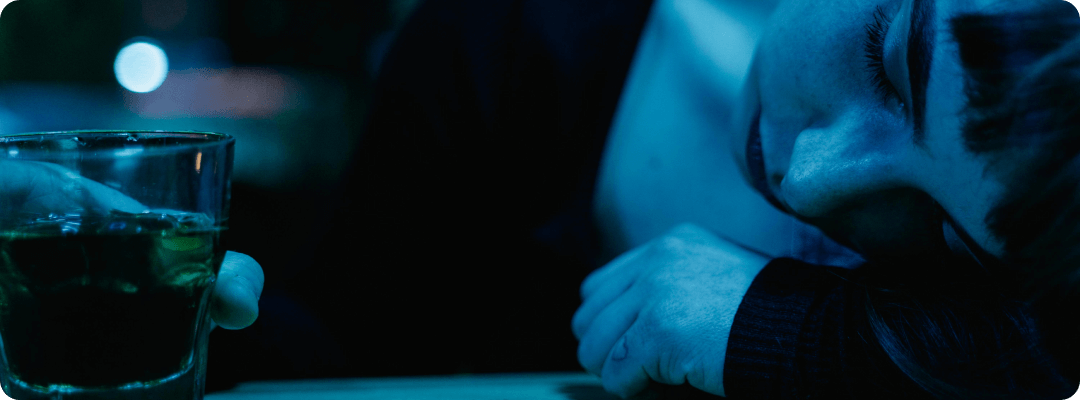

left=114, top=41, right=169, bottom=93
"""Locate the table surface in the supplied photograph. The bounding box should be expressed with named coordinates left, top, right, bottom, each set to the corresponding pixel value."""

left=204, top=372, right=619, bottom=400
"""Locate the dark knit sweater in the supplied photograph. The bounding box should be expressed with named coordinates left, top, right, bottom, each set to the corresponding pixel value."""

left=728, top=258, right=1078, bottom=398
left=304, top=0, right=1080, bottom=397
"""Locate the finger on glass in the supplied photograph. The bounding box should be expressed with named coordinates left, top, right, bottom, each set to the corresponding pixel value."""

left=0, top=131, right=234, bottom=400
left=210, top=251, right=263, bottom=330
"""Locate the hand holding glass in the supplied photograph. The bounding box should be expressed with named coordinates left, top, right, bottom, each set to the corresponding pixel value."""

left=0, top=131, right=234, bottom=399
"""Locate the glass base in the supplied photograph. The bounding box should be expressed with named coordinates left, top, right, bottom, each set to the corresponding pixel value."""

left=1, top=362, right=204, bottom=400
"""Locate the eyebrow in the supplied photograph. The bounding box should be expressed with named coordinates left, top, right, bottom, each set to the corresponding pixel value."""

left=908, top=0, right=936, bottom=143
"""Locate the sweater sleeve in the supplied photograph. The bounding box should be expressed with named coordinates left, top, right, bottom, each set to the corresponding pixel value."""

left=723, top=258, right=1079, bottom=399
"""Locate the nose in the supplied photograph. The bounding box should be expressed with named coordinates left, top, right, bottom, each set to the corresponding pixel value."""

left=778, top=110, right=913, bottom=218
left=755, top=102, right=819, bottom=213
left=750, top=0, right=920, bottom=219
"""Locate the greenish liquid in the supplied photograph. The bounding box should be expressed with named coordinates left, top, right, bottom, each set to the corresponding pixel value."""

left=0, top=212, right=222, bottom=390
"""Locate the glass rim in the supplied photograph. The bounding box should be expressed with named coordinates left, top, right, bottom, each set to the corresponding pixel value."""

left=0, top=130, right=234, bottom=158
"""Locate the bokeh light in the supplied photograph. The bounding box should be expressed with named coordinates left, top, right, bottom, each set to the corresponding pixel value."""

left=114, top=41, right=169, bottom=93
left=1068, top=0, right=1080, bottom=13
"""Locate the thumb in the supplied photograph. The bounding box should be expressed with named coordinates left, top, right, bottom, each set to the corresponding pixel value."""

left=210, top=251, right=264, bottom=330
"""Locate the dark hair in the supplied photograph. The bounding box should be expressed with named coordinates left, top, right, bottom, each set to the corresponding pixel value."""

left=862, top=3, right=1080, bottom=398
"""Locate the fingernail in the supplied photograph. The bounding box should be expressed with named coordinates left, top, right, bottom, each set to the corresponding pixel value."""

left=612, top=337, right=628, bottom=361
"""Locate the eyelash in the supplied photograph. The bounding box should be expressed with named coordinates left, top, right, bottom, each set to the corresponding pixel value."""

left=863, top=6, right=904, bottom=108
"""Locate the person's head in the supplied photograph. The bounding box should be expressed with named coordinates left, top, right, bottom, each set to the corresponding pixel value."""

left=731, top=0, right=1080, bottom=292
left=731, top=3, right=1080, bottom=395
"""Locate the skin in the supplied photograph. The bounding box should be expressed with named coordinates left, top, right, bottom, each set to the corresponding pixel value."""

left=573, top=223, right=767, bottom=398
left=577, top=0, right=1054, bottom=397
left=731, top=0, right=1059, bottom=262
left=0, top=160, right=263, bottom=331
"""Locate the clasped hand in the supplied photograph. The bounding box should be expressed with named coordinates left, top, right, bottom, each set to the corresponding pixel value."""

left=0, top=160, right=263, bottom=331
left=573, top=223, right=769, bottom=398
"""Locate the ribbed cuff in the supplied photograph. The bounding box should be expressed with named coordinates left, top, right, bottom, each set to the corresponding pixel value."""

left=723, top=257, right=826, bottom=399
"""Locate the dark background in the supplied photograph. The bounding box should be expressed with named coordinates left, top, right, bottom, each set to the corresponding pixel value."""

left=0, top=0, right=478, bottom=392
left=0, top=0, right=635, bottom=392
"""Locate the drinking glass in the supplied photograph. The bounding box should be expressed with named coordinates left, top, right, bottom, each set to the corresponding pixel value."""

left=0, top=130, right=234, bottom=399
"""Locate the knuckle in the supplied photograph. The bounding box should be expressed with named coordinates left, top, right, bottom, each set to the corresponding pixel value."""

left=673, top=358, right=697, bottom=383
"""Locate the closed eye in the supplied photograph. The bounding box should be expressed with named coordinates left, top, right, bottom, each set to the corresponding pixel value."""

left=863, top=6, right=905, bottom=109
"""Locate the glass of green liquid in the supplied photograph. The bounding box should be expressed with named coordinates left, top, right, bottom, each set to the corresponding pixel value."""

left=0, top=131, right=234, bottom=399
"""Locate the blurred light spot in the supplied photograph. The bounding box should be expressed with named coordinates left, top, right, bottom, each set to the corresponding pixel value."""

left=115, top=41, right=169, bottom=93
left=195, top=152, right=202, bottom=173
left=1069, top=0, right=1080, bottom=13
left=0, top=0, right=18, bottom=18
left=142, top=0, right=187, bottom=31
left=6, top=149, right=17, bottom=157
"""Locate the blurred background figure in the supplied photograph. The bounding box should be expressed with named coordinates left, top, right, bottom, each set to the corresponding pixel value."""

left=0, top=0, right=418, bottom=390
